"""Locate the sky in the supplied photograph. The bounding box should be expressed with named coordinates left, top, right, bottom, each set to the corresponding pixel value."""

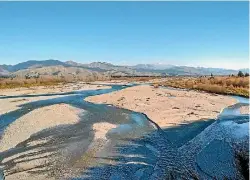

left=0, top=1, right=249, bottom=69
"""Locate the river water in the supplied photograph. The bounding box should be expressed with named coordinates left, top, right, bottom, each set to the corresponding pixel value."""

left=0, top=84, right=249, bottom=179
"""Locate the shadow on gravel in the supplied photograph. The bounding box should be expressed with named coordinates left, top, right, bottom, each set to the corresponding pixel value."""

left=73, top=119, right=216, bottom=180
left=78, top=117, right=249, bottom=180
left=0, top=118, right=214, bottom=179
left=1, top=111, right=248, bottom=180
left=0, top=105, right=134, bottom=177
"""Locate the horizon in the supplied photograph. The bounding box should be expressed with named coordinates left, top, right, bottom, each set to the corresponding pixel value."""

left=0, top=1, right=249, bottom=69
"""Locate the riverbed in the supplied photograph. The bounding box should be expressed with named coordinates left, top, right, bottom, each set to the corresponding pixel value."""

left=0, top=83, right=249, bottom=180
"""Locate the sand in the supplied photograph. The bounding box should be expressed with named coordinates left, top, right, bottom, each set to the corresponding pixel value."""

left=0, top=104, right=84, bottom=152
left=240, top=105, right=249, bottom=115
left=85, top=85, right=237, bottom=128
left=0, top=103, right=86, bottom=180
left=0, top=95, right=70, bottom=114
left=92, top=123, right=117, bottom=140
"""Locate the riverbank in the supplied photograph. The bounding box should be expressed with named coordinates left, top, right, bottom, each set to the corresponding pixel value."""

left=0, top=82, right=110, bottom=97
left=150, top=76, right=249, bottom=97
left=85, top=85, right=238, bottom=128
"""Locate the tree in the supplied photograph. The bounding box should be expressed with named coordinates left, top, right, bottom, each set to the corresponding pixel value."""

left=245, top=72, right=249, bottom=77
left=238, top=71, right=244, bottom=77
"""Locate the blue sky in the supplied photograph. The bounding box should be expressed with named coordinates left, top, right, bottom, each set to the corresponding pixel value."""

left=0, top=1, right=248, bottom=69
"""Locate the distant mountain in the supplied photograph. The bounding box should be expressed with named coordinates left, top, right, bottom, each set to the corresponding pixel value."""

left=131, top=64, right=248, bottom=76
left=2, top=60, right=67, bottom=72
left=0, top=67, right=9, bottom=77
left=239, top=68, right=249, bottom=73
left=133, top=64, right=175, bottom=70
left=0, top=60, right=248, bottom=77
left=65, top=60, right=83, bottom=66
left=1, top=60, right=159, bottom=78
left=13, top=65, right=103, bottom=79
left=81, top=62, right=117, bottom=71
left=65, top=61, right=116, bottom=70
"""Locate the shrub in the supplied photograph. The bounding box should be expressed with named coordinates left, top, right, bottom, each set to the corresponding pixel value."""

left=238, top=71, right=244, bottom=77
left=156, top=76, right=249, bottom=97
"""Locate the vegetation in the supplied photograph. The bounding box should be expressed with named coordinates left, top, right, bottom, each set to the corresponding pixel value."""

left=111, top=76, right=160, bottom=82
left=0, top=77, right=60, bottom=89
left=155, top=76, right=249, bottom=97
left=238, top=71, right=244, bottom=77
left=0, top=75, right=110, bottom=89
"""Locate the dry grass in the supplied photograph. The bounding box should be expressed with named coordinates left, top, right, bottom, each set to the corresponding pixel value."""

left=0, top=77, right=62, bottom=89
left=0, top=75, right=110, bottom=89
left=156, top=76, right=249, bottom=97
left=111, top=76, right=160, bottom=82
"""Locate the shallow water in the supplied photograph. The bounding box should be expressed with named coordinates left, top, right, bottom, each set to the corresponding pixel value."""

left=219, top=95, right=249, bottom=118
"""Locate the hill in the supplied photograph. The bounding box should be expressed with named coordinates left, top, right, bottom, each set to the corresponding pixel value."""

left=1, top=60, right=67, bottom=72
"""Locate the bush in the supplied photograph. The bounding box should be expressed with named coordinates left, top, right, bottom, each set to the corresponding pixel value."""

left=156, top=76, right=249, bottom=97
left=238, top=71, right=244, bottom=77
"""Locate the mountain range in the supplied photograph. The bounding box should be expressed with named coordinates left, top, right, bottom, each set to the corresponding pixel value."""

left=0, top=59, right=248, bottom=78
